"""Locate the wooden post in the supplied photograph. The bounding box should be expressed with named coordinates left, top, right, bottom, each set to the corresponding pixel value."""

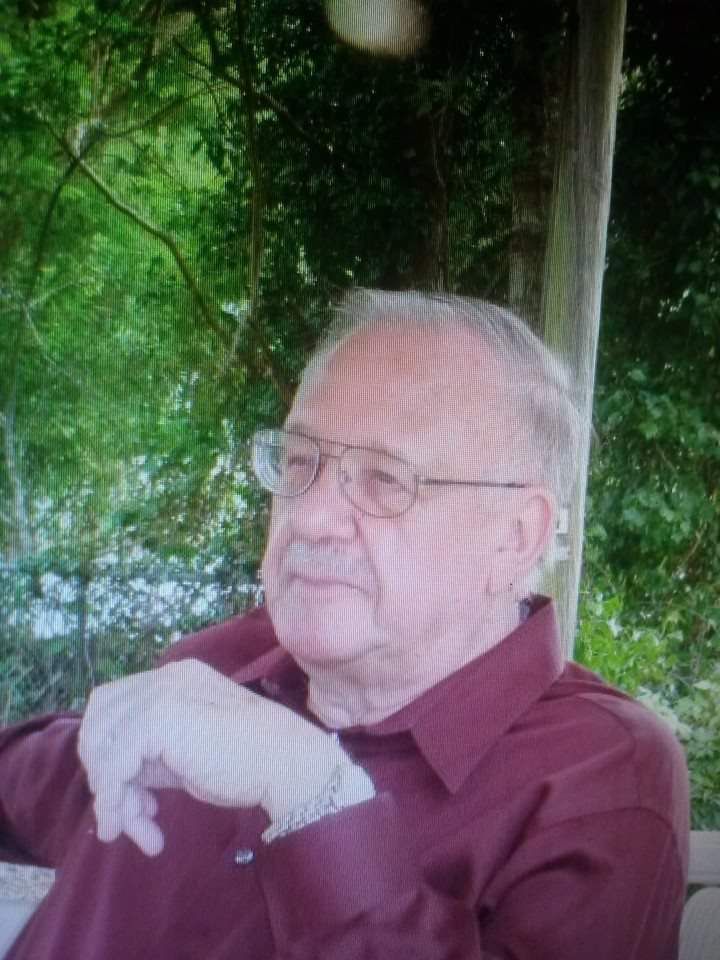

left=541, top=0, right=627, bottom=655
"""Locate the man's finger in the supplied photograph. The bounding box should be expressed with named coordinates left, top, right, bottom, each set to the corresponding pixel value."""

left=123, top=817, right=164, bottom=857
left=94, top=789, right=126, bottom=844
left=121, top=785, right=164, bottom=857
left=138, top=786, right=159, bottom=820
left=92, top=742, right=146, bottom=841
left=78, top=677, right=135, bottom=762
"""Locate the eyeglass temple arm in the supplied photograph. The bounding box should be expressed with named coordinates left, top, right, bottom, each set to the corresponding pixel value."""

left=420, top=479, right=529, bottom=490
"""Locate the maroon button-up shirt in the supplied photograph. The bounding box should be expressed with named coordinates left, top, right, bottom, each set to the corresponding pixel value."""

left=0, top=598, right=689, bottom=959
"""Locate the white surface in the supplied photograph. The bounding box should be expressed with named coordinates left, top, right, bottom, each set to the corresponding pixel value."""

left=689, top=831, right=720, bottom=885
left=0, top=899, right=37, bottom=959
left=680, top=887, right=720, bottom=960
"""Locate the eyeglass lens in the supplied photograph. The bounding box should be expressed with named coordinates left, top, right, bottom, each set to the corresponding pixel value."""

left=252, top=431, right=417, bottom=517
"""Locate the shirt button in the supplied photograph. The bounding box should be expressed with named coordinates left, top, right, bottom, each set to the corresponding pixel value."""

left=234, top=847, right=255, bottom=866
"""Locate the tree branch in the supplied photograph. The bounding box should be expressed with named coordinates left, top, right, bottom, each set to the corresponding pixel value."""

left=1, top=384, right=34, bottom=562
left=254, top=88, right=340, bottom=162
left=18, top=299, right=86, bottom=388
left=30, top=133, right=103, bottom=298
left=190, top=3, right=290, bottom=402
left=233, top=0, right=264, bottom=332
left=107, top=84, right=225, bottom=138
left=178, top=27, right=350, bottom=176
left=47, top=124, right=229, bottom=345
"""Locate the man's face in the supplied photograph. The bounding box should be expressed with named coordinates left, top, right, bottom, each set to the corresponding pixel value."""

left=261, top=326, right=539, bottom=687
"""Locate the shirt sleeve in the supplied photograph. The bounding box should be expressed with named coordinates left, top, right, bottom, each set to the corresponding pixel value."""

left=255, top=793, right=686, bottom=960
left=0, top=713, right=89, bottom=868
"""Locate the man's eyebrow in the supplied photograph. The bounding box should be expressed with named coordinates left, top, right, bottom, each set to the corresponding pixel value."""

left=283, top=421, right=414, bottom=463
left=283, top=418, right=312, bottom=435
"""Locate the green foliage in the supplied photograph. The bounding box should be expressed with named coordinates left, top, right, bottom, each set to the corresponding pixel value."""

left=0, top=0, right=718, bottom=830
left=573, top=0, right=720, bottom=828
left=673, top=674, right=720, bottom=830
left=579, top=362, right=719, bottom=686
left=637, top=674, right=720, bottom=830
left=576, top=590, right=680, bottom=695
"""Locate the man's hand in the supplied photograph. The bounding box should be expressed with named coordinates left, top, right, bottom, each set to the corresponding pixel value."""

left=78, top=659, right=349, bottom=857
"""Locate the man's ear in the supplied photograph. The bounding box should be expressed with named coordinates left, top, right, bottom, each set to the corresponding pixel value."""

left=486, top=488, right=557, bottom=596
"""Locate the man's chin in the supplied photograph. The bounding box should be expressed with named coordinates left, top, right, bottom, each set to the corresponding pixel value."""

left=268, top=600, right=372, bottom=668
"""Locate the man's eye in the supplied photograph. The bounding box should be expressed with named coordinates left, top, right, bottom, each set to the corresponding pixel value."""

left=285, top=452, right=313, bottom=470
left=371, top=470, right=401, bottom=486
left=362, top=468, right=408, bottom=492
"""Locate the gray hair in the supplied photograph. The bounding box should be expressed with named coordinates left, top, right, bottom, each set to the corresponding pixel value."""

left=300, top=288, right=583, bottom=510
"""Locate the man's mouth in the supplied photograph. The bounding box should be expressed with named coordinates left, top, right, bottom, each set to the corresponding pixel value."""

left=288, top=571, right=362, bottom=592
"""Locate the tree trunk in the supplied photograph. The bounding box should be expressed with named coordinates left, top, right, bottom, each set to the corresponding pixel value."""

left=77, top=565, right=95, bottom=695
left=1, top=389, right=34, bottom=566
left=379, top=106, right=452, bottom=293
left=406, top=109, right=451, bottom=292
left=507, top=7, right=563, bottom=333
left=541, top=0, right=627, bottom=655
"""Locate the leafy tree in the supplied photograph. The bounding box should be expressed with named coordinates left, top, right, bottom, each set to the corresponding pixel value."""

left=0, top=0, right=717, bottom=825
left=574, top=0, right=720, bottom=827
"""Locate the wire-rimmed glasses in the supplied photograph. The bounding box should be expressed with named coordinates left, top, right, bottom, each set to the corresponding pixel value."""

left=251, top=429, right=528, bottom=519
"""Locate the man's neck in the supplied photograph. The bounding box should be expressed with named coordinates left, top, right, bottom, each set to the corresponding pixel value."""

left=302, top=601, right=522, bottom=729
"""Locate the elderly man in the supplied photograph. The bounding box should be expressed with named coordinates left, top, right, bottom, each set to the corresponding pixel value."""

left=1, top=290, right=689, bottom=959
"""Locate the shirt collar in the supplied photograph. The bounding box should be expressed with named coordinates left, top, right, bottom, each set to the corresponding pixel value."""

left=233, top=596, right=563, bottom=795
left=367, top=596, right=564, bottom=793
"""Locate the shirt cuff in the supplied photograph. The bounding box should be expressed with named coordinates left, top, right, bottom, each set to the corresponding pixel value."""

left=262, top=760, right=375, bottom=844
left=256, top=791, right=413, bottom=949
